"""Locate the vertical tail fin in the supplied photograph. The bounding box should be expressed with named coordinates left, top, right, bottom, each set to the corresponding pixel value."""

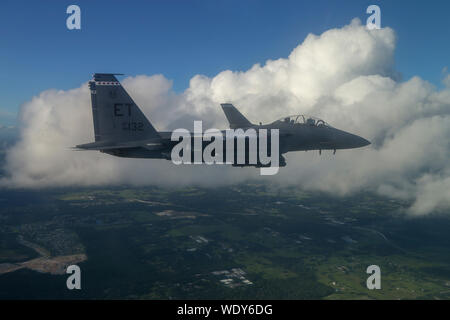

left=220, top=103, right=253, bottom=129
left=88, top=73, right=159, bottom=142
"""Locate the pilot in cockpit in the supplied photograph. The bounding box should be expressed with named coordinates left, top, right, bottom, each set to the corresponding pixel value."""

left=306, top=118, right=315, bottom=126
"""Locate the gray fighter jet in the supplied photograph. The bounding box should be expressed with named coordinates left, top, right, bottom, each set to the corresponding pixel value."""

left=76, top=73, right=370, bottom=167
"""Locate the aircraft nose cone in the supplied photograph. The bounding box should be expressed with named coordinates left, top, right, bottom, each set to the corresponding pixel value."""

left=349, top=134, right=371, bottom=148
left=333, top=129, right=371, bottom=149
left=357, top=137, right=371, bottom=148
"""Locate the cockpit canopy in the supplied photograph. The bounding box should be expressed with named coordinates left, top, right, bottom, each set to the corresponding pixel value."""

left=272, top=115, right=331, bottom=127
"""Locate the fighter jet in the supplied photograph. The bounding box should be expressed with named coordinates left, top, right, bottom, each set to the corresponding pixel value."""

left=76, top=73, right=370, bottom=168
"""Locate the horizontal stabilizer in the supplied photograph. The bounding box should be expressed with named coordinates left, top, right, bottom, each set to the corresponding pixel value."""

left=76, top=139, right=162, bottom=151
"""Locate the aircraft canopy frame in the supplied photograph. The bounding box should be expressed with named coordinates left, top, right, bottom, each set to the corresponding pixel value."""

left=272, top=115, right=331, bottom=127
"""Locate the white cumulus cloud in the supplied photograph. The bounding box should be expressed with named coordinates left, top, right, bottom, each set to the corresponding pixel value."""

left=1, top=18, right=449, bottom=215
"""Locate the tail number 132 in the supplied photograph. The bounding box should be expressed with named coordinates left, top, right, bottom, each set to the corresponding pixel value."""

left=122, top=122, right=144, bottom=131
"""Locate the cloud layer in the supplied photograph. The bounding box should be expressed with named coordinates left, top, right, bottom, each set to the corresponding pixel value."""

left=2, top=19, right=449, bottom=215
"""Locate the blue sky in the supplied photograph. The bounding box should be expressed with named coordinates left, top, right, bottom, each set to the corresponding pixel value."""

left=0, top=0, right=449, bottom=126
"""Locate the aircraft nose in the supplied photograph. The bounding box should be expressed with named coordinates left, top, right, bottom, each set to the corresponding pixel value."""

left=348, top=134, right=371, bottom=148
left=333, top=129, right=371, bottom=149
left=356, top=136, right=371, bottom=148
